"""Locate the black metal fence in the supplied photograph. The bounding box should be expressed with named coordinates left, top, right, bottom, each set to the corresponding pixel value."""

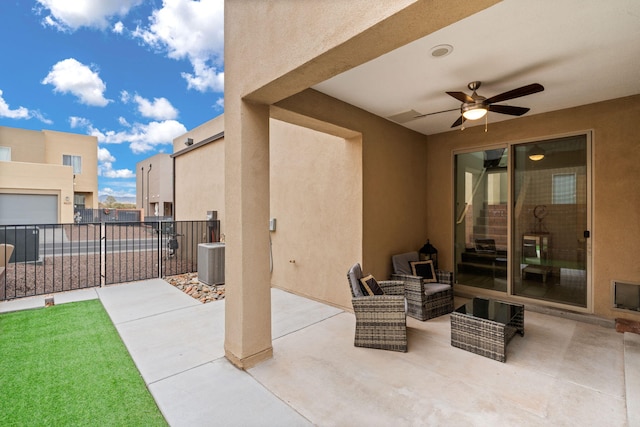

left=75, top=208, right=142, bottom=223
left=0, top=220, right=209, bottom=301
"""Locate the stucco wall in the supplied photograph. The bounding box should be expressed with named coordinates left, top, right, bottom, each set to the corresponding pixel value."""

left=426, top=95, right=640, bottom=321
left=174, top=139, right=225, bottom=224
left=136, top=153, right=174, bottom=217
left=227, top=0, right=499, bottom=105
left=223, top=0, right=500, bottom=366
left=172, top=114, right=223, bottom=153
left=269, top=119, right=361, bottom=310
left=0, top=161, right=74, bottom=222
left=172, top=116, right=225, bottom=223
left=275, top=90, right=429, bottom=281
left=43, top=130, right=98, bottom=209
left=0, top=127, right=46, bottom=163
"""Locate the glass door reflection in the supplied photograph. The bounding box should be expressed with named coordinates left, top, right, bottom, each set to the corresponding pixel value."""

left=512, top=135, right=588, bottom=307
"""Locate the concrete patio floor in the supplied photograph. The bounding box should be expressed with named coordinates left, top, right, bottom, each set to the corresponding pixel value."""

left=2, top=279, right=638, bottom=426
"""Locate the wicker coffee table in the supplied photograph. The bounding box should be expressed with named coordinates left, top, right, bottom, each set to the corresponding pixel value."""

left=450, top=297, right=524, bottom=362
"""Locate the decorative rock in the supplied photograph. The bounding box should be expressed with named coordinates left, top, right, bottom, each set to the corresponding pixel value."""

left=164, top=272, right=224, bottom=304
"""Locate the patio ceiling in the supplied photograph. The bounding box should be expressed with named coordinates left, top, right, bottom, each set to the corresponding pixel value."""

left=312, top=0, right=640, bottom=136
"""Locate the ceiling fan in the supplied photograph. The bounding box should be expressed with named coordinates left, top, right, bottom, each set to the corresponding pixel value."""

left=415, top=81, right=544, bottom=128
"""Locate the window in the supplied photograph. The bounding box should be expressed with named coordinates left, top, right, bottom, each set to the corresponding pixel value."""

left=74, top=194, right=86, bottom=209
left=0, top=146, right=10, bottom=161
left=63, top=154, right=82, bottom=174
left=552, top=173, right=576, bottom=204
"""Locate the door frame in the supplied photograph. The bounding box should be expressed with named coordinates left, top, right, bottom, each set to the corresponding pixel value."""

left=452, top=130, right=593, bottom=313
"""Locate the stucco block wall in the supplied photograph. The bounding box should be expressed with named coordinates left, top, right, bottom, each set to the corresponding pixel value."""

left=269, top=119, right=361, bottom=310
left=426, top=95, right=640, bottom=321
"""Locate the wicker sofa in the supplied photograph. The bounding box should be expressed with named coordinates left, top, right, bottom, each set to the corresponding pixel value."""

left=347, top=263, right=407, bottom=352
left=391, top=251, right=454, bottom=321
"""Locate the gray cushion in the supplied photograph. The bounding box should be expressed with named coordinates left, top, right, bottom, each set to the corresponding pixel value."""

left=348, top=263, right=365, bottom=297
left=392, top=252, right=420, bottom=275
left=424, top=283, right=452, bottom=296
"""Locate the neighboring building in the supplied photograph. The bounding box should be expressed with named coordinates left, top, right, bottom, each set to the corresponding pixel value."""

left=220, top=0, right=640, bottom=369
left=135, top=153, right=173, bottom=219
left=172, top=115, right=361, bottom=309
left=171, top=115, right=224, bottom=224
left=0, top=126, right=98, bottom=225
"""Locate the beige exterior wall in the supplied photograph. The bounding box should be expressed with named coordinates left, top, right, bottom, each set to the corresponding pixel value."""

left=173, top=114, right=224, bottom=154
left=172, top=116, right=225, bottom=223
left=269, top=119, right=362, bottom=310
left=136, top=153, right=173, bottom=217
left=426, top=95, right=640, bottom=322
left=42, top=130, right=98, bottom=209
left=225, top=0, right=500, bottom=367
left=0, top=126, right=98, bottom=223
left=0, top=161, right=74, bottom=222
left=274, top=90, right=429, bottom=281
left=0, top=127, right=46, bottom=163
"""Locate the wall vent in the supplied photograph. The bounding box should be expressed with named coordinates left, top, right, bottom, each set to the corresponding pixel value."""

left=612, top=281, right=640, bottom=312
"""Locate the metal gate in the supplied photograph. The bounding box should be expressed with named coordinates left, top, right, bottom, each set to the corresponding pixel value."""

left=1, top=221, right=209, bottom=300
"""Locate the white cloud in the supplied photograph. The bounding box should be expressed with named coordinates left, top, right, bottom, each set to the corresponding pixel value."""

left=133, top=0, right=224, bottom=92
left=118, top=116, right=130, bottom=127
left=0, top=89, right=52, bottom=123
left=42, top=58, right=112, bottom=107
left=181, top=59, right=224, bottom=92
left=112, top=21, right=124, bottom=34
left=97, top=147, right=134, bottom=178
left=97, top=147, right=115, bottom=163
left=215, top=97, right=224, bottom=109
left=120, top=90, right=130, bottom=103
left=69, top=116, right=91, bottom=128
left=91, top=119, right=187, bottom=154
left=133, top=94, right=178, bottom=120
left=35, top=0, right=143, bottom=31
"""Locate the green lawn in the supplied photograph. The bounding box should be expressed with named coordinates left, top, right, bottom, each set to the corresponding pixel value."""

left=0, top=300, right=167, bottom=426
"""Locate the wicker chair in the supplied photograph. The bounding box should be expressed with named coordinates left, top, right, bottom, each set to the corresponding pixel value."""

left=391, top=251, right=454, bottom=321
left=347, top=263, right=407, bottom=352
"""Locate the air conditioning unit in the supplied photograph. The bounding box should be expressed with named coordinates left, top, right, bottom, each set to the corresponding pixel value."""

left=198, top=242, right=225, bottom=285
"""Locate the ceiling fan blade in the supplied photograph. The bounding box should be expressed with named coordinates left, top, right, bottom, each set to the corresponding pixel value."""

left=485, top=83, right=544, bottom=104
left=488, top=104, right=530, bottom=116
left=446, top=91, right=474, bottom=103
left=451, top=115, right=465, bottom=128
left=413, top=107, right=458, bottom=119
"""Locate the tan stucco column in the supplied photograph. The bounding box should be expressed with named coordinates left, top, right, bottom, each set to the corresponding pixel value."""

left=224, top=100, right=273, bottom=369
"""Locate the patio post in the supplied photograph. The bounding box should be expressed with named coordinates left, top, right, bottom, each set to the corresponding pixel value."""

left=223, top=99, right=273, bottom=369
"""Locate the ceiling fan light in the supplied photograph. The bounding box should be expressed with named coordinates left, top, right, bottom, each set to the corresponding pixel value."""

left=528, top=145, right=545, bottom=161
left=462, top=107, right=487, bottom=120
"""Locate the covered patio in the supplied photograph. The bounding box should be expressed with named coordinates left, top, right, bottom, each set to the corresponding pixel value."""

left=4, top=279, right=636, bottom=425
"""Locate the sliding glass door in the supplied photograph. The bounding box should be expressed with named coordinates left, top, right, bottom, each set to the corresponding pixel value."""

left=454, top=148, right=508, bottom=292
left=454, top=134, right=589, bottom=308
left=512, top=135, right=588, bottom=307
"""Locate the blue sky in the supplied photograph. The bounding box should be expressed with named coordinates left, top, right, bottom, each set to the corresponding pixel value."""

left=0, top=0, right=224, bottom=200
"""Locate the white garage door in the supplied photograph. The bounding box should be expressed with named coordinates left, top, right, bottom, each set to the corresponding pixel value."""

left=0, top=194, right=58, bottom=225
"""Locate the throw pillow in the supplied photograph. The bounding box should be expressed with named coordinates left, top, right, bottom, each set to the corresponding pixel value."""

left=409, top=260, right=436, bottom=283
left=360, top=274, right=384, bottom=296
